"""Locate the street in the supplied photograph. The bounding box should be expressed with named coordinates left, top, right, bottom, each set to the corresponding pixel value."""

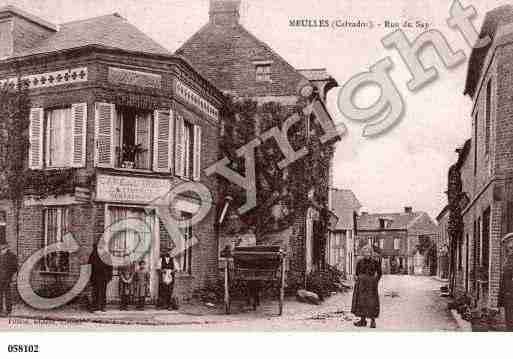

left=0, top=275, right=458, bottom=331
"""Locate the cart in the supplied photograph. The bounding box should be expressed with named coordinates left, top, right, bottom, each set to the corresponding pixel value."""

left=222, top=245, right=286, bottom=316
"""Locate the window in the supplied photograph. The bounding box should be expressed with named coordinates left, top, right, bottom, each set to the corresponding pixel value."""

left=394, top=238, right=400, bottom=250
left=255, top=64, right=271, bottom=82
left=0, top=211, right=6, bottom=246
left=379, top=218, right=385, bottom=229
left=29, top=104, right=87, bottom=170
left=175, top=115, right=202, bottom=180
left=43, top=207, right=70, bottom=273
left=114, top=106, right=152, bottom=170
left=379, top=238, right=384, bottom=249
left=485, top=80, right=492, bottom=154
left=474, top=111, right=478, bottom=176
left=107, top=207, right=152, bottom=273
left=46, top=108, right=72, bottom=168
left=178, top=212, right=193, bottom=274
left=183, top=121, right=194, bottom=179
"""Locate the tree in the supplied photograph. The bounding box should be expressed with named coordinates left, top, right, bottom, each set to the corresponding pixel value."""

left=0, top=79, right=31, bottom=257
left=219, top=96, right=334, bottom=241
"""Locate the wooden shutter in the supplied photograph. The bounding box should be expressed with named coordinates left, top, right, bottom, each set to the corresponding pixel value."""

left=71, top=103, right=87, bottom=168
left=193, top=124, right=202, bottom=181
left=94, top=103, right=115, bottom=168
left=153, top=109, right=173, bottom=173
left=174, top=114, right=185, bottom=177
left=29, top=107, right=44, bottom=169
left=135, top=113, right=151, bottom=169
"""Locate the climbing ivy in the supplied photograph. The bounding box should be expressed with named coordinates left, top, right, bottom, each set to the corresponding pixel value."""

left=219, top=96, right=334, bottom=241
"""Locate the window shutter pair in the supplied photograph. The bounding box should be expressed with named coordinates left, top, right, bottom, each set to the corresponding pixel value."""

left=29, top=103, right=87, bottom=169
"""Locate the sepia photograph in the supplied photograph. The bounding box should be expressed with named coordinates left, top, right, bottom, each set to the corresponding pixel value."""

left=0, top=0, right=511, bottom=352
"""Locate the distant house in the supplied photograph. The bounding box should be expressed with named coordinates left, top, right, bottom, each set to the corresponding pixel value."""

left=327, top=188, right=361, bottom=279
left=356, top=207, right=438, bottom=275
left=435, top=205, right=450, bottom=280
left=177, top=0, right=341, bottom=285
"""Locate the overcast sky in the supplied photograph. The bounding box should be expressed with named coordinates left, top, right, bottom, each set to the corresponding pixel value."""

left=1, top=0, right=509, bottom=219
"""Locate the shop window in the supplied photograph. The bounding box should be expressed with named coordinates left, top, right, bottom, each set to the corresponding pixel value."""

left=43, top=207, right=70, bottom=273
left=0, top=211, right=6, bottom=246
left=114, top=106, right=152, bottom=170
left=177, top=212, right=193, bottom=274
left=255, top=64, right=271, bottom=82
left=46, top=107, right=72, bottom=168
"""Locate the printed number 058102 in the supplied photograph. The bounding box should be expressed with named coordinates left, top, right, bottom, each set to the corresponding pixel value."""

left=7, top=345, right=39, bottom=353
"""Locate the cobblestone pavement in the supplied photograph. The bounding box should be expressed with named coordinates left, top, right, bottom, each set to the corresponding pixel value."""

left=0, top=275, right=458, bottom=331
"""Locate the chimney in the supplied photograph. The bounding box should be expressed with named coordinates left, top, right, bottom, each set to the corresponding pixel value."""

left=209, top=0, right=241, bottom=25
left=0, top=6, right=56, bottom=59
left=404, top=206, right=413, bottom=214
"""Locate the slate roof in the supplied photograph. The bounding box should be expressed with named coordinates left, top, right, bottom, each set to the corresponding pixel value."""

left=176, top=21, right=308, bottom=96
left=357, top=211, right=423, bottom=231
left=464, top=5, right=513, bottom=97
left=330, top=189, right=361, bottom=231
left=14, top=13, right=171, bottom=58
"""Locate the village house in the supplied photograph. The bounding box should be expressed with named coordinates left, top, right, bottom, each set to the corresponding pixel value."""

left=445, top=4, right=513, bottom=310
left=0, top=5, right=225, bottom=303
left=327, top=188, right=360, bottom=279
left=356, top=207, right=438, bottom=275
left=176, top=0, right=341, bottom=285
left=435, top=204, right=450, bottom=280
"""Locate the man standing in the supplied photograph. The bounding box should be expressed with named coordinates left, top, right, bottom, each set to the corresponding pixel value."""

left=499, top=233, right=513, bottom=331
left=88, top=242, right=113, bottom=312
left=0, top=240, right=18, bottom=317
left=158, top=247, right=177, bottom=310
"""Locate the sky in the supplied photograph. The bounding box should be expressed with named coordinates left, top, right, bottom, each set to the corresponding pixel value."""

left=1, top=0, right=509, bottom=219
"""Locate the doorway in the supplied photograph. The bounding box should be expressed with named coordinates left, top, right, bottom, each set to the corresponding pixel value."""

left=105, top=206, right=159, bottom=302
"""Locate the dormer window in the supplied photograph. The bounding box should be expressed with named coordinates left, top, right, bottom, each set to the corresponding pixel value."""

left=254, top=61, right=272, bottom=82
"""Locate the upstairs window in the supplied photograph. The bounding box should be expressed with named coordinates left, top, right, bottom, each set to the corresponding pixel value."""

left=394, top=238, right=400, bottom=250
left=114, top=106, right=152, bottom=170
left=485, top=80, right=492, bottom=155
left=29, top=104, right=87, bottom=170
left=474, top=111, right=478, bottom=176
left=175, top=114, right=202, bottom=181
left=255, top=64, right=271, bottom=82
left=46, top=108, right=72, bottom=168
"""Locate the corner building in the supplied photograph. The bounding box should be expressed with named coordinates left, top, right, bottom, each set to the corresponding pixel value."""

left=0, top=6, right=225, bottom=303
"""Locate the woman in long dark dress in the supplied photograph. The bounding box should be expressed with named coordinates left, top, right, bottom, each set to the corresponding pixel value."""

left=351, top=245, right=382, bottom=328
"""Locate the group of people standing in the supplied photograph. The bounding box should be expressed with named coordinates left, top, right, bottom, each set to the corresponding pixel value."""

left=88, top=244, right=178, bottom=312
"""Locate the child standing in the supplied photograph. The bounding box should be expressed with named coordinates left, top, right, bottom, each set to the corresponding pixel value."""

left=118, top=265, right=134, bottom=311
left=134, top=260, right=150, bottom=310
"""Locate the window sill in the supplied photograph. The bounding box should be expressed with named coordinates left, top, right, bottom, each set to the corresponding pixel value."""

left=175, top=273, right=194, bottom=279
left=38, top=271, right=72, bottom=276
left=113, top=167, right=153, bottom=173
